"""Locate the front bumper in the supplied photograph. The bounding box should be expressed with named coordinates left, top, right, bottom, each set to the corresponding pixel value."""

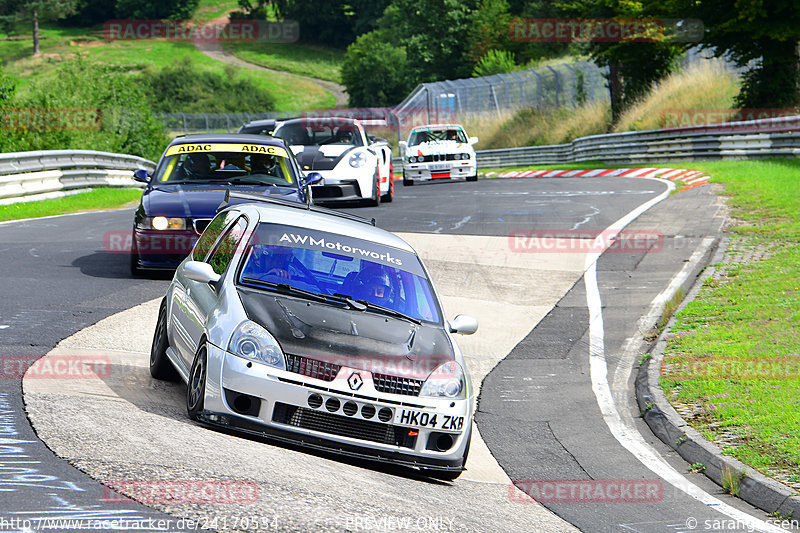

left=132, top=229, right=197, bottom=270
left=309, top=169, right=373, bottom=202
left=201, top=344, right=471, bottom=472
left=403, top=160, right=476, bottom=182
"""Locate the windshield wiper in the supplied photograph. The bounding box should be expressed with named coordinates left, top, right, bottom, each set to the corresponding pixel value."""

left=241, top=278, right=330, bottom=303
left=353, top=299, right=422, bottom=325
left=331, top=292, right=367, bottom=311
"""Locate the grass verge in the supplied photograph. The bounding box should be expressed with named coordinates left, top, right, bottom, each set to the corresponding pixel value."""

left=0, top=188, right=142, bottom=222
left=223, top=41, right=344, bottom=84
left=1, top=26, right=334, bottom=111
left=659, top=159, right=800, bottom=487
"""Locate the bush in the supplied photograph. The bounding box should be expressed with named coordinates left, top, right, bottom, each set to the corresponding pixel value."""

left=341, top=31, right=414, bottom=107
left=142, top=56, right=276, bottom=113
left=1, top=57, right=168, bottom=161
left=472, top=49, right=516, bottom=77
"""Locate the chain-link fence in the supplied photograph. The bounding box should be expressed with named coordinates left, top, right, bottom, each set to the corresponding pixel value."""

left=159, top=59, right=609, bottom=136
left=392, top=60, right=609, bottom=133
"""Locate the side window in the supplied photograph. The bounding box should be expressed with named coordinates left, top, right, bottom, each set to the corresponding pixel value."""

left=208, top=218, right=248, bottom=275
left=192, top=211, right=239, bottom=261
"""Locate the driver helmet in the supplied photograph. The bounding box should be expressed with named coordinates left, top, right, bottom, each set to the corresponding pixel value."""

left=358, top=270, right=394, bottom=304
left=184, top=153, right=210, bottom=179
left=251, top=153, right=277, bottom=171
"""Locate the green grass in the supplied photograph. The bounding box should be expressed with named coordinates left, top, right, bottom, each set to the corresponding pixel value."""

left=0, top=188, right=142, bottom=222
left=2, top=25, right=335, bottom=111
left=223, top=41, right=344, bottom=83
left=659, top=159, right=800, bottom=482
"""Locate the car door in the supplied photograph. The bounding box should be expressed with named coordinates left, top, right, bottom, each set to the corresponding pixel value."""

left=169, top=210, right=240, bottom=365
left=180, top=215, right=249, bottom=366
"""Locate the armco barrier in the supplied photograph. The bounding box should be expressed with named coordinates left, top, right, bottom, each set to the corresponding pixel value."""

left=392, top=114, right=800, bottom=170
left=0, top=150, right=156, bottom=202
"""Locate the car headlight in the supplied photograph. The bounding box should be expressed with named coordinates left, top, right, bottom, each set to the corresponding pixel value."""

left=419, top=361, right=466, bottom=399
left=461, top=153, right=470, bottom=160
left=228, top=320, right=286, bottom=370
left=349, top=152, right=367, bottom=168
left=137, top=216, right=187, bottom=230
left=408, top=156, right=416, bottom=163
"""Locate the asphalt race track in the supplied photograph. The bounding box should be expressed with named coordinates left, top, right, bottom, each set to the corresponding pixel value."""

left=0, top=176, right=782, bottom=532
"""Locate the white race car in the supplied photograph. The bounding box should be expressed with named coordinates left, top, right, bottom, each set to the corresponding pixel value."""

left=272, top=118, right=393, bottom=206
left=399, top=124, right=478, bottom=186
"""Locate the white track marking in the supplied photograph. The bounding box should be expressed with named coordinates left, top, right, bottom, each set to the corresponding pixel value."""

left=583, top=178, right=781, bottom=532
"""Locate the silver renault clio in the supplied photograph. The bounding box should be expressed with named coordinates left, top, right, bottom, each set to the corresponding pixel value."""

left=150, top=193, right=478, bottom=479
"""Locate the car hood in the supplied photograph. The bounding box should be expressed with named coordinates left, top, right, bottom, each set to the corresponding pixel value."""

left=291, top=145, right=358, bottom=172
left=409, top=140, right=469, bottom=157
left=237, top=287, right=455, bottom=380
left=143, top=184, right=300, bottom=218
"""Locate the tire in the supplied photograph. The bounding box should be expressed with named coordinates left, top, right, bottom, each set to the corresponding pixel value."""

left=424, top=431, right=471, bottom=481
left=150, top=299, right=179, bottom=381
left=466, top=172, right=478, bottom=182
left=187, top=344, right=208, bottom=421
left=402, top=171, right=414, bottom=187
left=381, top=170, right=394, bottom=203
left=363, top=171, right=381, bottom=207
left=130, top=233, right=142, bottom=276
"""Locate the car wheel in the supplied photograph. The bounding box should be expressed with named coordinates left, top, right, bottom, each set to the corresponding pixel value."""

left=363, top=171, right=381, bottom=207
left=381, top=172, right=394, bottom=203
left=402, top=171, right=414, bottom=187
left=187, top=344, right=208, bottom=421
left=423, top=431, right=471, bottom=481
left=150, top=299, right=179, bottom=381
left=466, top=172, right=478, bottom=182
left=130, top=233, right=142, bottom=276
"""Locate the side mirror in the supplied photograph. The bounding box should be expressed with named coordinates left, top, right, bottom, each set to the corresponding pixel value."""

left=449, top=314, right=478, bottom=335
left=133, top=169, right=151, bottom=183
left=184, top=261, right=221, bottom=284
left=468, top=136, right=479, bottom=145
left=303, top=172, right=323, bottom=186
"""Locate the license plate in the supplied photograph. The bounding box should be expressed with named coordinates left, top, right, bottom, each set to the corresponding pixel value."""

left=429, top=163, right=450, bottom=171
left=397, top=409, right=464, bottom=430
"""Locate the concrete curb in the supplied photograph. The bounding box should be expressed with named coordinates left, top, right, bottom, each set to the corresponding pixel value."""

left=635, top=234, right=800, bottom=519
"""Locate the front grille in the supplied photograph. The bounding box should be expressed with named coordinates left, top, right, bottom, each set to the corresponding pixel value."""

left=372, top=373, right=423, bottom=397
left=414, top=154, right=466, bottom=163
left=272, top=403, right=417, bottom=448
left=286, top=354, right=340, bottom=382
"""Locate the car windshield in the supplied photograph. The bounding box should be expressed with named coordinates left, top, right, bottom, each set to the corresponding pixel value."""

left=152, top=144, right=297, bottom=186
left=408, top=128, right=467, bottom=145
left=237, top=224, right=441, bottom=323
left=273, top=121, right=364, bottom=147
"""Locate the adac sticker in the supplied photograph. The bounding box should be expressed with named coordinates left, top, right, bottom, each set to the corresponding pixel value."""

left=165, top=143, right=289, bottom=158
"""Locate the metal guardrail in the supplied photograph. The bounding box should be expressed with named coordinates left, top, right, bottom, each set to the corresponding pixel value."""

left=393, top=114, right=800, bottom=170
left=0, top=150, right=156, bottom=202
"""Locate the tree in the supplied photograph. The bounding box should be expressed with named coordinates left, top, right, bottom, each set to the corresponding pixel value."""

left=559, top=0, right=685, bottom=122
left=379, top=0, right=481, bottom=82
left=113, top=0, right=199, bottom=20
left=0, top=0, right=77, bottom=55
left=668, top=0, right=800, bottom=108
left=341, top=30, right=414, bottom=106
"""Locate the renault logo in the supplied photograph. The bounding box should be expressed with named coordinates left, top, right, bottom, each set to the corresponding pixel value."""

left=348, top=372, right=363, bottom=391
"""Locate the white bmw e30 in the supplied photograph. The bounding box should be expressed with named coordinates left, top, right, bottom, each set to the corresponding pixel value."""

left=399, top=124, right=478, bottom=186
